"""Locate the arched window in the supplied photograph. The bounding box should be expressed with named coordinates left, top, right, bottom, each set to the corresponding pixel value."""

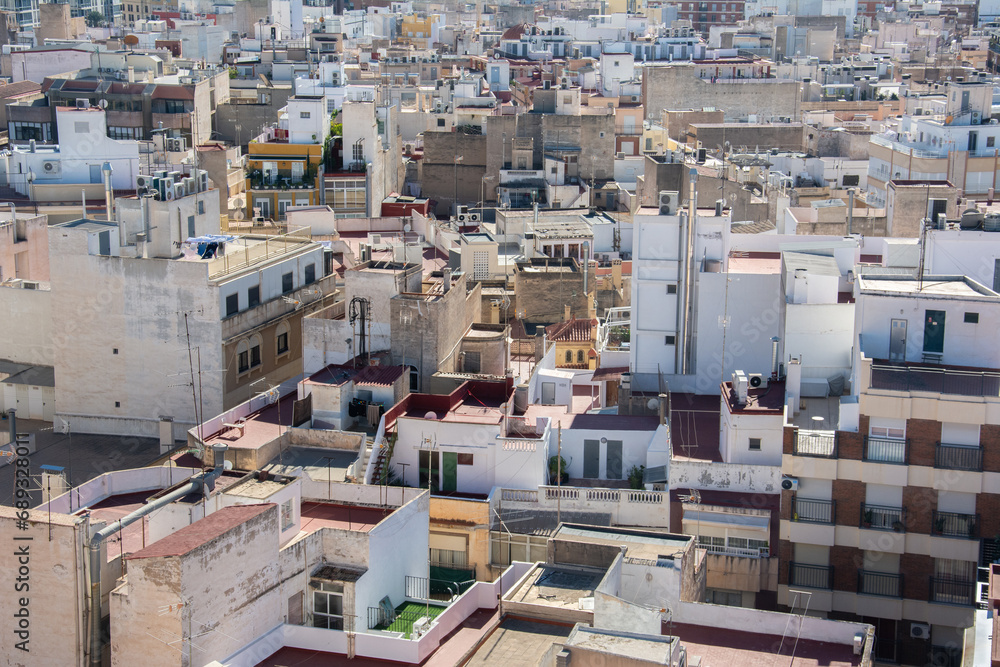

left=565, top=350, right=572, bottom=363
left=276, top=321, right=290, bottom=355
left=250, top=334, right=263, bottom=368
left=577, top=349, right=585, bottom=364
left=237, top=339, right=250, bottom=373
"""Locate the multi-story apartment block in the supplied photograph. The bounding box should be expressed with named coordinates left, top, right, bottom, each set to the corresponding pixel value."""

left=867, top=80, right=1000, bottom=205
left=780, top=271, right=999, bottom=665
left=675, top=0, right=746, bottom=34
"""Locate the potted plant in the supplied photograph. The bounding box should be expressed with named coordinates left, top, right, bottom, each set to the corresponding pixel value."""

left=934, top=516, right=946, bottom=534
left=862, top=508, right=874, bottom=528
left=548, top=455, right=568, bottom=485
left=627, top=464, right=645, bottom=490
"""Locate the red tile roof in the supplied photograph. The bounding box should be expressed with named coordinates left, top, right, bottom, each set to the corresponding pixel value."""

left=126, top=504, right=274, bottom=560
left=545, top=318, right=597, bottom=342
left=0, top=80, right=41, bottom=99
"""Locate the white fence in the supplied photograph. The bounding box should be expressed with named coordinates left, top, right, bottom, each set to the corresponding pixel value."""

left=499, top=486, right=671, bottom=528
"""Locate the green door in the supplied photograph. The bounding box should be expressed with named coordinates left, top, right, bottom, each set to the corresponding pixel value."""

left=441, top=452, right=458, bottom=492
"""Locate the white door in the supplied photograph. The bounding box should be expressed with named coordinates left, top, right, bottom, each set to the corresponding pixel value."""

left=541, top=382, right=556, bottom=405
left=889, top=319, right=907, bottom=362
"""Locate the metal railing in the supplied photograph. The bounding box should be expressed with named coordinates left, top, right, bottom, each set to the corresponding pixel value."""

left=869, top=363, right=1000, bottom=397
left=789, top=562, right=833, bottom=590
left=794, top=430, right=838, bottom=458
left=930, top=577, right=976, bottom=606
left=792, top=497, right=835, bottom=524
left=932, top=511, right=980, bottom=539
left=404, top=575, right=428, bottom=600
left=861, top=503, right=906, bottom=531
left=863, top=436, right=907, bottom=464
left=702, top=543, right=767, bottom=559
left=935, top=443, right=983, bottom=471
left=858, top=569, right=903, bottom=597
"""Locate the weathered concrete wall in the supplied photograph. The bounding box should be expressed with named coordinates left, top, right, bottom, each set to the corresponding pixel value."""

left=0, top=285, right=52, bottom=366
left=419, top=131, right=488, bottom=215
left=669, top=458, right=781, bottom=494
left=0, top=506, right=86, bottom=666
left=643, top=65, right=801, bottom=122
left=513, top=260, right=595, bottom=325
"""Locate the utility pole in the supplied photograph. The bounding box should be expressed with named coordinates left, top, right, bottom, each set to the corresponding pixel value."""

left=557, top=425, right=562, bottom=525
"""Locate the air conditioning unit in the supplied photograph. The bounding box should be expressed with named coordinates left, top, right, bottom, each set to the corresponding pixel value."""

left=21, top=280, right=39, bottom=290
left=173, top=183, right=186, bottom=198
left=184, top=176, right=197, bottom=192
left=780, top=476, right=798, bottom=491
left=41, top=160, right=61, bottom=175
left=136, top=174, right=153, bottom=189
left=75, top=98, right=89, bottom=108
left=658, top=190, right=679, bottom=215
left=748, top=372, right=766, bottom=388
left=468, top=212, right=481, bottom=222
left=910, top=623, right=930, bottom=640
left=732, top=370, right=749, bottom=404
left=199, top=171, right=208, bottom=192
left=166, top=137, right=186, bottom=152
left=457, top=214, right=467, bottom=222
left=163, top=186, right=175, bottom=201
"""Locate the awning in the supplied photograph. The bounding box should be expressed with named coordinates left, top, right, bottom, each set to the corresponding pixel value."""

left=592, top=366, right=628, bottom=382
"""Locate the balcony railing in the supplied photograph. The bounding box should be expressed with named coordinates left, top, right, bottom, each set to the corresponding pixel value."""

left=870, top=363, right=1000, bottom=397
left=858, top=570, right=903, bottom=597
left=932, top=511, right=980, bottom=539
left=863, top=436, right=907, bottom=464
left=930, top=577, right=976, bottom=606
left=935, top=443, right=983, bottom=471
left=792, top=497, right=835, bottom=524
left=794, top=430, right=838, bottom=458
left=789, top=562, right=833, bottom=590
left=861, top=503, right=906, bottom=531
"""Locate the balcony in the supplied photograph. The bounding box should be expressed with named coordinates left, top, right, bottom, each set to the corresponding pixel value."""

left=789, top=562, right=833, bottom=590
left=792, top=497, right=835, bottom=524
left=863, top=436, right=907, bottom=464
left=869, top=362, right=1000, bottom=397
left=932, top=511, right=980, bottom=539
left=929, top=577, right=976, bottom=606
left=793, top=430, right=837, bottom=458
left=861, top=503, right=906, bottom=532
left=935, top=443, right=983, bottom=471
left=858, top=570, right=903, bottom=598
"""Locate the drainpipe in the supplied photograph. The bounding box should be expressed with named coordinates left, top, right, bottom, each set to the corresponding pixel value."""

left=87, top=444, right=228, bottom=666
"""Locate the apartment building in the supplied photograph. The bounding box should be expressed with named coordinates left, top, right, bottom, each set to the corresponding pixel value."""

left=50, top=204, right=337, bottom=438
left=867, top=80, right=1000, bottom=205
left=780, top=271, right=999, bottom=665
left=675, top=0, right=746, bottom=34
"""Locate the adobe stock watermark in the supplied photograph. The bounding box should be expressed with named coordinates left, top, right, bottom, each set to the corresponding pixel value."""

left=11, top=429, right=33, bottom=652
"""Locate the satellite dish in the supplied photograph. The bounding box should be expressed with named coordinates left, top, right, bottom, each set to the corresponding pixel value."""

left=123, top=34, right=139, bottom=47
left=403, top=223, right=412, bottom=232
left=97, top=99, right=108, bottom=109
left=223, top=460, right=234, bottom=471
left=646, top=398, right=659, bottom=411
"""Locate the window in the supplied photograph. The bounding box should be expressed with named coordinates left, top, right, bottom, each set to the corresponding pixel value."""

left=198, top=200, right=205, bottom=214
left=965, top=312, right=979, bottom=323
left=699, top=535, right=725, bottom=548
left=237, top=339, right=250, bottom=373
left=430, top=548, right=468, bottom=566
left=250, top=334, right=262, bottom=368
left=457, top=453, right=474, bottom=465
left=565, top=350, right=573, bottom=363
left=300, top=111, right=311, bottom=118
left=276, top=321, right=290, bottom=355
left=281, top=499, right=294, bottom=530
left=312, top=581, right=344, bottom=630
left=113, top=348, right=118, bottom=354
left=248, top=285, right=260, bottom=308
left=871, top=425, right=905, bottom=439
left=749, top=437, right=761, bottom=451
left=437, top=118, right=446, bottom=127
left=188, top=215, right=196, bottom=237
left=988, top=137, right=996, bottom=148
left=665, top=335, right=676, bottom=345
left=667, top=283, right=677, bottom=294
left=577, top=349, right=585, bottom=364
left=282, top=272, right=294, bottom=294
left=226, top=293, right=239, bottom=317
left=162, top=99, right=186, bottom=114
left=305, top=263, right=316, bottom=285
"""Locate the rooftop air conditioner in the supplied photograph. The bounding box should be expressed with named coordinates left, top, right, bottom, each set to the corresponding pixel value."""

left=732, top=370, right=749, bottom=404
left=658, top=190, right=679, bottom=215
left=616, top=152, right=625, bottom=159
left=468, top=212, right=481, bottom=222
left=42, top=160, right=60, bottom=175
left=781, top=475, right=798, bottom=491
left=136, top=174, right=153, bottom=189
left=75, top=98, right=89, bottom=108
left=910, top=623, right=930, bottom=640
left=748, top=372, right=766, bottom=388
left=173, top=183, right=186, bottom=198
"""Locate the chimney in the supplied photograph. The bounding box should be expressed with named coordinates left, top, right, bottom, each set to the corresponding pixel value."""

left=658, top=393, right=668, bottom=425
left=564, top=304, right=571, bottom=321
left=442, top=269, right=451, bottom=293
left=770, top=337, right=781, bottom=378
left=612, top=259, right=622, bottom=289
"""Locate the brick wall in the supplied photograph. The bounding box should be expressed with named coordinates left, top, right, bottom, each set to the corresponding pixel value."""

left=978, top=492, right=1000, bottom=539
left=900, top=552, right=932, bottom=601
left=783, top=426, right=795, bottom=455
left=833, top=479, right=864, bottom=527
left=778, top=540, right=792, bottom=586
left=830, top=545, right=862, bottom=592
left=838, top=428, right=863, bottom=460
left=902, top=486, right=936, bottom=534
left=906, top=418, right=940, bottom=467
left=982, top=424, right=1000, bottom=473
